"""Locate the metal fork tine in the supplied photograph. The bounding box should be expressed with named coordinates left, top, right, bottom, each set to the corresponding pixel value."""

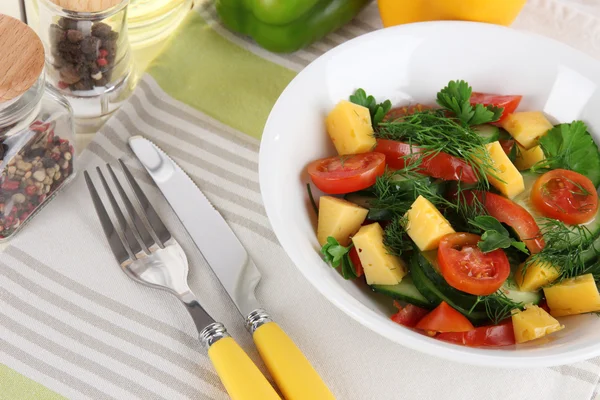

left=84, top=171, right=130, bottom=265
left=119, top=159, right=172, bottom=247
left=106, top=164, right=156, bottom=253
left=96, top=166, right=143, bottom=257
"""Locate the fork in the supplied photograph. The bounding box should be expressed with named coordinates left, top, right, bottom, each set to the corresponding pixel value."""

left=84, top=160, right=281, bottom=400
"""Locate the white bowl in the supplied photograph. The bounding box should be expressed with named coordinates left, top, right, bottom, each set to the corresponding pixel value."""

left=259, top=21, right=600, bottom=368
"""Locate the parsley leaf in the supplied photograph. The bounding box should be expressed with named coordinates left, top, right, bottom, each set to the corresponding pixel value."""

left=321, top=237, right=358, bottom=280
left=350, top=89, right=392, bottom=129
left=533, top=121, right=600, bottom=187
left=436, top=80, right=503, bottom=126
left=469, top=216, right=529, bottom=254
left=478, top=231, right=513, bottom=253
left=469, top=215, right=509, bottom=236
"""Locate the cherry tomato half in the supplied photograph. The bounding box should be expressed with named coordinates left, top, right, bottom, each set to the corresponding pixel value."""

left=438, top=233, right=510, bottom=296
left=415, top=301, right=474, bottom=333
left=437, top=321, right=516, bottom=347
left=375, top=139, right=478, bottom=183
left=531, top=169, right=599, bottom=225
left=470, top=93, right=522, bottom=124
left=307, top=153, right=386, bottom=195
left=390, top=301, right=429, bottom=328
left=465, top=191, right=545, bottom=254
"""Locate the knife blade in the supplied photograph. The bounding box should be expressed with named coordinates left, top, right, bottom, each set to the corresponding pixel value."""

left=129, top=136, right=335, bottom=400
left=128, top=136, right=261, bottom=317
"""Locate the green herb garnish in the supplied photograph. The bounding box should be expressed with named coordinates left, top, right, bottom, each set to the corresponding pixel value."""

left=376, top=109, right=500, bottom=190
left=469, top=216, right=529, bottom=254
left=523, top=218, right=596, bottom=281
left=383, top=216, right=412, bottom=257
left=321, top=237, right=357, bottom=280
left=436, top=80, right=503, bottom=126
left=533, top=121, right=600, bottom=187
left=470, top=290, right=524, bottom=325
left=306, top=183, right=318, bottom=215
left=349, top=89, right=392, bottom=129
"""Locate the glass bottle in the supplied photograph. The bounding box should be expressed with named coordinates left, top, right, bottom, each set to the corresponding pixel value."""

left=127, top=0, right=194, bottom=48
left=36, top=0, right=134, bottom=132
left=0, top=14, right=76, bottom=241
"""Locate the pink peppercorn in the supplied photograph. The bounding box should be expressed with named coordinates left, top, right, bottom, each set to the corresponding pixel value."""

left=97, top=58, right=108, bottom=67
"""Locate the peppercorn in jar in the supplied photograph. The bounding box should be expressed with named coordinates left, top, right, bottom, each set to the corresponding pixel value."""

left=37, top=0, right=133, bottom=132
left=0, top=14, right=76, bottom=241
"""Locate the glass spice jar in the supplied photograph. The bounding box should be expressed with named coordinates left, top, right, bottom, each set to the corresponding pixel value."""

left=0, top=14, right=76, bottom=241
left=37, top=0, right=134, bottom=132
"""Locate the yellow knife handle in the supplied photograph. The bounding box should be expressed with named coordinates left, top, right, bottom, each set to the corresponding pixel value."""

left=201, top=324, right=281, bottom=400
left=252, top=319, right=335, bottom=400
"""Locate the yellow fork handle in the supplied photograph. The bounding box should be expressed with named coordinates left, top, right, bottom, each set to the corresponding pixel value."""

left=253, top=321, right=335, bottom=400
left=208, top=336, right=281, bottom=400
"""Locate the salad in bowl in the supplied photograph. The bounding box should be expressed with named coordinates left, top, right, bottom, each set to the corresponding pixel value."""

left=307, top=79, right=600, bottom=347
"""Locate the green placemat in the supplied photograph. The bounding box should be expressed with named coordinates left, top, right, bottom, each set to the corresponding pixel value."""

left=0, top=365, right=65, bottom=400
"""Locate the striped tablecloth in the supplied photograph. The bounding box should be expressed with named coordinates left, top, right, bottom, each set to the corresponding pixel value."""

left=2, top=1, right=600, bottom=399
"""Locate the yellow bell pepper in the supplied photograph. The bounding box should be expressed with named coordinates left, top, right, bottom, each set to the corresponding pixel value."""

left=377, top=0, right=527, bottom=27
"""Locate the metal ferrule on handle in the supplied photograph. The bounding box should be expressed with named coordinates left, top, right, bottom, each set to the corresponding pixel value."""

left=245, top=308, right=273, bottom=333
left=199, top=322, right=229, bottom=350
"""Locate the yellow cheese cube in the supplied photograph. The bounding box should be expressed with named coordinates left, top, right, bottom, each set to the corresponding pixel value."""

left=325, top=100, right=376, bottom=155
left=512, top=305, right=564, bottom=344
left=543, top=274, right=600, bottom=317
left=352, top=223, right=408, bottom=285
left=404, top=195, right=455, bottom=251
left=484, top=141, right=524, bottom=198
left=515, top=257, right=560, bottom=292
left=501, top=111, right=554, bottom=150
left=514, top=144, right=545, bottom=171
left=317, top=196, right=368, bottom=246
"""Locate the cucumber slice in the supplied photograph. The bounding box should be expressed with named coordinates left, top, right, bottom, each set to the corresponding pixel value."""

left=501, top=278, right=541, bottom=305
left=344, top=192, right=376, bottom=209
left=410, top=252, right=488, bottom=323
left=371, top=275, right=433, bottom=308
left=514, top=171, right=600, bottom=248
left=473, top=124, right=501, bottom=144
left=343, top=192, right=394, bottom=221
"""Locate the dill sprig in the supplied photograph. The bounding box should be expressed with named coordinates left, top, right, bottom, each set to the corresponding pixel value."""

left=383, top=216, right=413, bottom=257
left=524, top=218, right=597, bottom=281
left=376, top=109, right=500, bottom=188
left=469, top=290, right=524, bottom=325
left=372, top=167, right=456, bottom=217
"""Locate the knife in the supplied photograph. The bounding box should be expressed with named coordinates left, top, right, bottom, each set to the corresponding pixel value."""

left=129, top=136, right=335, bottom=400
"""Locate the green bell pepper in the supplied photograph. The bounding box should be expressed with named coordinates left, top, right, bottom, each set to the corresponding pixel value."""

left=215, top=0, right=371, bottom=53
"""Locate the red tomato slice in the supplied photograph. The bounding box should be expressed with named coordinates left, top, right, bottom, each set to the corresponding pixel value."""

left=383, top=104, right=432, bottom=122
left=466, top=191, right=545, bottom=254
left=531, top=169, right=599, bottom=225
left=415, top=301, right=474, bottom=333
left=438, top=233, right=510, bottom=296
left=437, top=321, right=516, bottom=347
left=390, top=301, right=429, bottom=328
left=499, top=139, right=515, bottom=156
left=307, top=153, right=385, bottom=195
left=348, top=247, right=364, bottom=277
left=470, top=93, right=522, bottom=123
left=374, top=140, right=422, bottom=170
left=375, top=139, right=478, bottom=183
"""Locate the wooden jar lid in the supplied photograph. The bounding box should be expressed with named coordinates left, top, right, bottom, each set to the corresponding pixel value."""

left=49, top=0, right=124, bottom=13
left=0, top=15, right=45, bottom=103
